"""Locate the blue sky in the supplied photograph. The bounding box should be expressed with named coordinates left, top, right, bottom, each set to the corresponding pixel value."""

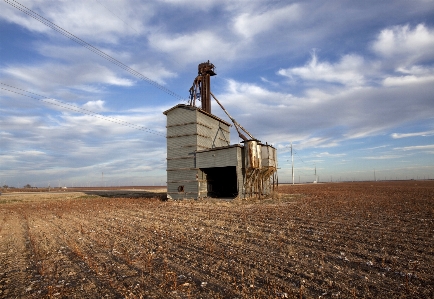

left=1, top=0, right=434, bottom=187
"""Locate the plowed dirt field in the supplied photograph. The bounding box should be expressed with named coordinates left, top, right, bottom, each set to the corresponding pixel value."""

left=0, top=181, right=433, bottom=298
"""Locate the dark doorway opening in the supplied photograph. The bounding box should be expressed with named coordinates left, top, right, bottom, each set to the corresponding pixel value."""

left=201, top=166, right=238, bottom=198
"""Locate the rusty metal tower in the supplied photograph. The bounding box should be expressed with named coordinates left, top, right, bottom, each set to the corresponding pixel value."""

left=189, top=60, right=216, bottom=114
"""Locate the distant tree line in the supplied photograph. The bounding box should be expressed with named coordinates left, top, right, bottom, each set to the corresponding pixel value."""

left=2, top=184, right=35, bottom=188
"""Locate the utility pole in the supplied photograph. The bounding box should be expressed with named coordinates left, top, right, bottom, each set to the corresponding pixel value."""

left=314, top=165, right=318, bottom=183
left=291, top=142, right=294, bottom=185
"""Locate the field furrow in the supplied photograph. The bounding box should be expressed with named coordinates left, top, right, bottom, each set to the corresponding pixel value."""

left=0, top=181, right=433, bottom=298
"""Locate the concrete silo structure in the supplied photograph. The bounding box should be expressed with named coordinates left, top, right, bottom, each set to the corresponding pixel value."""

left=163, top=61, right=277, bottom=200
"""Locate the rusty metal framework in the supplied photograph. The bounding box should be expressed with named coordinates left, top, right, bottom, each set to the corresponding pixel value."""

left=243, top=141, right=278, bottom=199
left=189, top=60, right=216, bottom=114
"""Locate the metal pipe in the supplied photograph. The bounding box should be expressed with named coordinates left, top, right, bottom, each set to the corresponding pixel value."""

left=210, top=92, right=256, bottom=141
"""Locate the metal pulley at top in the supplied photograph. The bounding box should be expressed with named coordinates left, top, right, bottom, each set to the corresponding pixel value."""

left=188, top=61, right=257, bottom=142
left=189, top=60, right=216, bottom=114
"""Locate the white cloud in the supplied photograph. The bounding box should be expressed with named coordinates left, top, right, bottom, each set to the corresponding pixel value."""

left=391, top=130, right=434, bottom=139
left=278, top=52, right=366, bottom=86
left=157, top=0, right=219, bottom=10
left=397, top=65, right=434, bottom=76
left=383, top=65, right=434, bottom=86
left=394, top=144, right=434, bottom=151
left=19, top=150, right=46, bottom=156
left=33, top=43, right=177, bottom=86
left=130, top=61, right=178, bottom=85
left=363, top=155, right=402, bottom=160
left=233, top=4, right=301, bottom=38
left=277, top=24, right=434, bottom=90
left=3, top=62, right=134, bottom=90
left=82, top=100, right=106, bottom=112
left=35, top=44, right=131, bottom=64
left=1, top=0, right=150, bottom=43
left=149, top=31, right=236, bottom=65
left=217, top=67, right=434, bottom=149
left=383, top=74, right=434, bottom=86
left=364, top=145, right=389, bottom=150
left=224, top=79, right=288, bottom=101
left=0, top=115, right=40, bottom=128
left=315, top=152, right=346, bottom=158
left=0, top=101, right=167, bottom=183
left=372, top=24, right=434, bottom=66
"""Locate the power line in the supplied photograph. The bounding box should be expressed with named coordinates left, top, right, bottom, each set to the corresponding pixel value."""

left=280, top=143, right=316, bottom=182
left=4, top=0, right=185, bottom=100
left=280, top=143, right=309, bottom=166
left=1, top=83, right=165, bottom=137
left=293, top=149, right=307, bottom=166
left=2, top=82, right=161, bottom=133
left=94, top=0, right=140, bottom=35
left=1, top=83, right=165, bottom=136
left=93, top=0, right=183, bottom=71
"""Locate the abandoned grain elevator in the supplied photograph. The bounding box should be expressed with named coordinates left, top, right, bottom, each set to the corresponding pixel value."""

left=163, top=61, right=277, bottom=199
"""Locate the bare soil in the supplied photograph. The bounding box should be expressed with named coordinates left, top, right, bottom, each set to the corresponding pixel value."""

left=0, top=181, right=433, bottom=298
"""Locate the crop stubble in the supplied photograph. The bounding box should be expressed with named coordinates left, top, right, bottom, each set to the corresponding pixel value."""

left=0, top=181, right=433, bottom=298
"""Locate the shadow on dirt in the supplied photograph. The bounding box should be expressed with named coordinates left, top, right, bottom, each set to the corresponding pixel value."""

left=82, top=190, right=167, bottom=200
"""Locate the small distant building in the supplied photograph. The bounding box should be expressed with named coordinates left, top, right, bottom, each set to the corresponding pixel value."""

left=163, top=61, right=277, bottom=200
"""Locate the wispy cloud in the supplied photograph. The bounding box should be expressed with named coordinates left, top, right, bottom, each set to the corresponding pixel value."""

left=364, top=145, right=390, bottom=150
left=1, top=0, right=151, bottom=43
left=383, top=66, right=434, bottom=87
left=278, top=52, right=366, bottom=86
left=315, top=152, right=346, bottom=158
left=233, top=4, right=301, bottom=38
left=149, top=31, right=236, bottom=66
left=82, top=100, right=106, bottom=112
left=3, top=63, right=135, bottom=90
left=391, top=130, right=434, bottom=139
left=394, top=144, right=434, bottom=151
left=363, top=155, right=402, bottom=160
